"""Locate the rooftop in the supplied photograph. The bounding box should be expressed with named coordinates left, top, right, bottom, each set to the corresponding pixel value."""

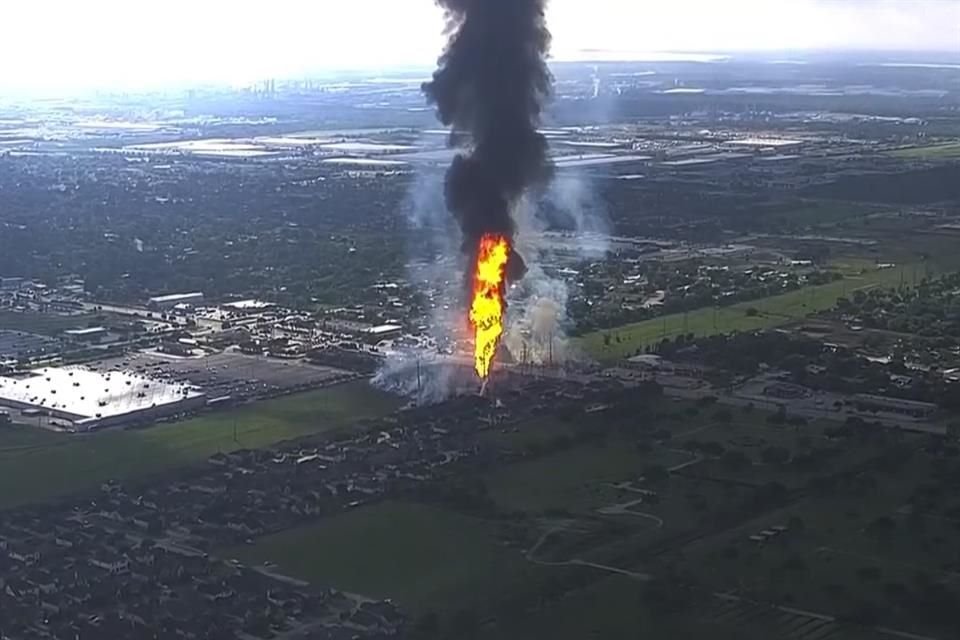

left=0, top=366, right=202, bottom=422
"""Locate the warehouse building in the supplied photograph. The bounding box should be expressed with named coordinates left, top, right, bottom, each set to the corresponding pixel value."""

left=148, top=292, right=205, bottom=310
left=0, top=366, right=205, bottom=431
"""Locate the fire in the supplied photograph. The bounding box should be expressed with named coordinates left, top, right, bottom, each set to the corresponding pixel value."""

left=469, top=233, right=510, bottom=380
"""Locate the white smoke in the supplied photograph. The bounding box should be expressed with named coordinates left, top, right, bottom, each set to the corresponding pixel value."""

left=374, top=148, right=469, bottom=402
left=504, top=262, right=569, bottom=366
left=546, top=172, right=611, bottom=256
left=372, top=353, right=477, bottom=405
left=402, top=163, right=465, bottom=348
left=505, top=171, right=610, bottom=367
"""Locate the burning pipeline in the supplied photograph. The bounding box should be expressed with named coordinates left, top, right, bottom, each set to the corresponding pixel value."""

left=469, top=233, right=510, bottom=380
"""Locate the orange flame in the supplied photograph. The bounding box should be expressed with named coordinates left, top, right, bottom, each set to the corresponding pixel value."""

left=470, top=233, right=510, bottom=380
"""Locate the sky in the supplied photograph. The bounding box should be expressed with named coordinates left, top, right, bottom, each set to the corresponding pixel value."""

left=1, top=0, right=957, bottom=92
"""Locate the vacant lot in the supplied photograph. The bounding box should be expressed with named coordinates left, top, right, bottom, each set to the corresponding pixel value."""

left=579, top=262, right=910, bottom=361
left=230, top=501, right=543, bottom=617
left=0, top=380, right=400, bottom=509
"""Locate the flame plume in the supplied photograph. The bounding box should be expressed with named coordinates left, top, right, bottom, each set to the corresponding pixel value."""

left=470, top=234, right=510, bottom=379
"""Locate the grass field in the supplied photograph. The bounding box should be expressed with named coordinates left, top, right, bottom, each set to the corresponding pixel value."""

left=887, top=142, right=960, bottom=160
left=764, top=202, right=877, bottom=228
left=229, top=501, right=543, bottom=616
left=0, top=311, right=95, bottom=336
left=0, top=381, right=400, bottom=509
left=484, top=439, right=688, bottom=513
left=579, top=261, right=911, bottom=362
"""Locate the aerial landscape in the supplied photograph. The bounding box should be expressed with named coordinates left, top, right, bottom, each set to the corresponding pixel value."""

left=1, top=1, right=960, bottom=639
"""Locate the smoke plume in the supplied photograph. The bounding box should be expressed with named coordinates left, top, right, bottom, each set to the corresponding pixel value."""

left=423, top=0, right=554, bottom=285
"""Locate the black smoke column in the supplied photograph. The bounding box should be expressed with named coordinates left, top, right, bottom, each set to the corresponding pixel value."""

left=424, top=0, right=554, bottom=284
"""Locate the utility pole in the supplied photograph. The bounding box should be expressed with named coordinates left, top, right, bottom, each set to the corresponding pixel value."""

left=416, top=358, right=422, bottom=406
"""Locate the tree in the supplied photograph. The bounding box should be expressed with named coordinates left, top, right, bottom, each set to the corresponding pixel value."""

left=700, top=441, right=726, bottom=458
left=697, top=395, right=718, bottom=408
left=448, top=609, right=479, bottom=639
left=756, top=482, right=788, bottom=507
left=761, top=446, right=791, bottom=465
left=767, top=405, right=788, bottom=425
left=866, top=516, right=897, bottom=539
left=713, top=408, right=734, bottom=425
left=948, top=422, right=960, bottom=442
left=857, top=566, right=882, bottom=583
left=883, top=582, right=908, bottom=600
left=783, top=554, right=807, bottom=572
left=643, top=464, right=669, bottom=485
left=721, top=450, right=751, bottom=472
left=788, top=516, right=806, bottom=533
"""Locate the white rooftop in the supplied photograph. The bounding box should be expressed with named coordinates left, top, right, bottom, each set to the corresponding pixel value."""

left=149, top=292, right=203, bottom=303
left=222, top=299, right=273, bottom=311
left=0, top=366, right=202, bottom=421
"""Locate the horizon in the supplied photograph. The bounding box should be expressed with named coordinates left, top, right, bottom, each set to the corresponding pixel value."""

left=1, top=0, right=958, bottom=94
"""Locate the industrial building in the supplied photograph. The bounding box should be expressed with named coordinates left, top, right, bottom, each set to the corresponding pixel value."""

left=852, top=394, right=938, bottom=420
left=148, top=292, right=204, bottom=310
left=0, top=277, right=28, bottom=291
left=0, top=366, right=205, bottom=431
left=0, top=330, right=62, bottom=363
left=63, top=326, right=110, bottom=344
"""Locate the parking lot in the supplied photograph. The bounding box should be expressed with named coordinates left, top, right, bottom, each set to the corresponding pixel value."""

left=0, top=330, right=62, bottom=362
left=89, top=350, right=353, bottom=400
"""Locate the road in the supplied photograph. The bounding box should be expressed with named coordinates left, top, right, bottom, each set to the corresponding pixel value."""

left=525, top=526, right=651, bottom=581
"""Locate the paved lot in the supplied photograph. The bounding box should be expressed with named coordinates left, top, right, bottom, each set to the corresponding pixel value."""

left=88, top=350, right=352, bottom=399
left=0, top=329, right=62, bottom=361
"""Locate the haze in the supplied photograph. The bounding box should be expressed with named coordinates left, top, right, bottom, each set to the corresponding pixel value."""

left=2, top=0, right=958, bottom=91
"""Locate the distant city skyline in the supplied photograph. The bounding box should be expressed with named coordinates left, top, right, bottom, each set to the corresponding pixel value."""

left=2, top=0, right=958, bottom=92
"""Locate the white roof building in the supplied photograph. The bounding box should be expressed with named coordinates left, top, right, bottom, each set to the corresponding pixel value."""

left=0, top=366, right=205, bottom=431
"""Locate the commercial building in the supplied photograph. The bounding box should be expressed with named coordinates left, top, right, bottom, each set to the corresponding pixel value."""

left=625, top=354, right=708, bottom=379
left=852, top=394, right=938, bottom=420
left=63, top=326, right=109, bottom=344
left=0, top=277, right=27, bottom=291
left=0, top=330, right=61, bottom=363
left=0, top=366, right=205, bottom=431
left=148, top=292, right=204, bottom=310
left=364, top=324, right=404, bottom=343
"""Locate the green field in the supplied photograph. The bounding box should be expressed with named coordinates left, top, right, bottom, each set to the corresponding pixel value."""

left=484, top=439, right=688, bottom=513
left=579, top=262, right=910, bottom=361
left=887, top=142, right=960, bottom=160
left=0, top=311, right=95, bottom=336
left=230, top=501, right=543, bottom=616
left=0, top=381, right=400, bottom=509
left=764, top=202, right=877, bottom=228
